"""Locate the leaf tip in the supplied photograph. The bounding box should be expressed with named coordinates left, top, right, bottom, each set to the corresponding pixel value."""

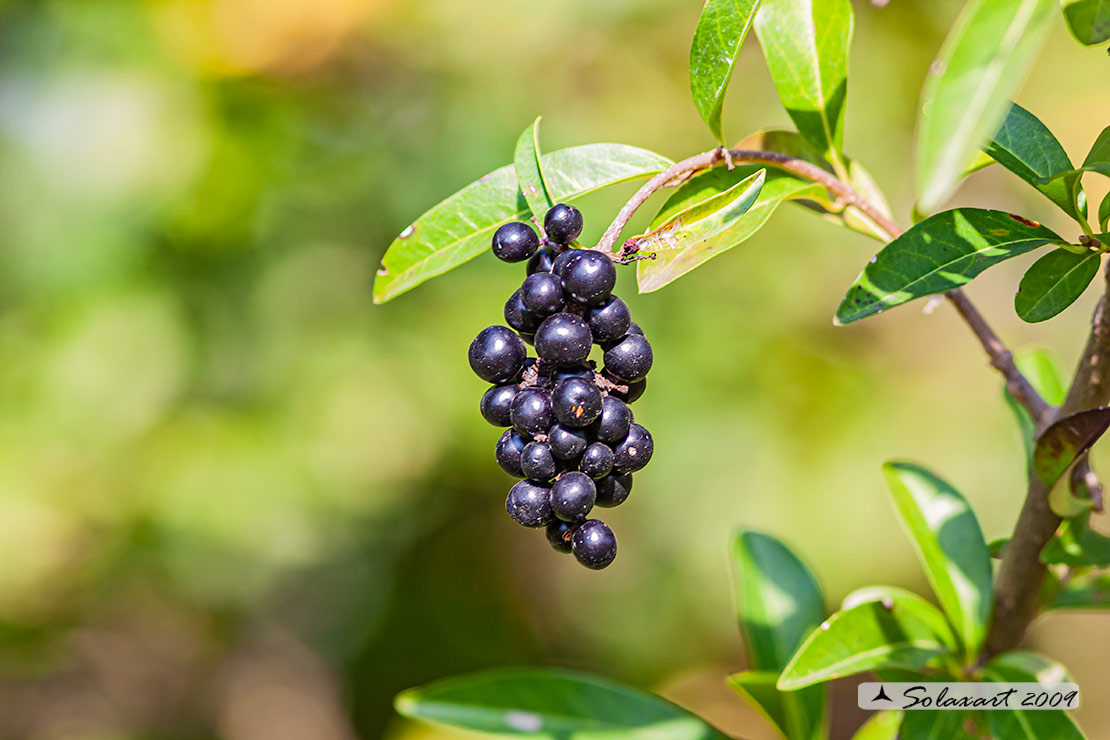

left=393, top=689, right=418, bottom=717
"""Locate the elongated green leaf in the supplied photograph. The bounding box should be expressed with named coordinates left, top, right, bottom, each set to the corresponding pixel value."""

left=374, top=144, right=672, bottom=303
left=632, top=169, right=765, bottom=292
left=1015, top=249, right=1102, bottom=323
left=984, top=103, right=1085, bottom=222
left=395, top=668, right=728, bottom=740
left=984, top=654, right=1085, bottom=740
left=1004, top=349, right=1067, bottom=461
left=754, top=0, right=853, bottom=175
left=1082, top=125, right=1110, bottom=172
left=1032, top=407, right=1110, bottom=486
left=849, top=711, right=902, bottom=740
left=726, top=671, right=824, bottom=740
left=1099, top=191, right=1110, bottom=231
left=1062, top=0, right=1110, bottom=44
left=836, top=209, right=1062, bottom=325
left=916, top=0, right=1055, bottom=212
left=1049, top=572, right=1110, bottom=609
left=690, top=0, right=763, bottom=143
left=900, top=711, right=972, bottom=740
left=882, top=462, right=992, bottom=657
left=514, top=117, right=553, bottom=221
left=1041, top=515, right=1110, bottom=567
left=777, top=592, right=954, bottom=691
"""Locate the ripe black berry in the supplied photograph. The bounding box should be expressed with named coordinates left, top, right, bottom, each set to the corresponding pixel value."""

left=552, top=376, right=603, bottom=427
left=609, top=375, right=647, bottom=404
left=595, top=472, right=632, bottom=507
left=545, top=519, right=576, bottom=553
left=552, top=365, right=594, bottom=383
left=535, top=313, right=592, bottom=367
left=613, top=423, right=653, bottom=472
left=544, top=204, right=584, bottom=244
left=551, top=471, right=596, bottom=522
left=580, top=442, right=614, bottom=479
left=627, top=321, right=643, bottom=336
left=592, top=395, right=632, bottom=443
left=510, top=388, right=554, bottom=436
left=552, top=249, right=583, bottom=280
left=480, top=384, right=519, bottom=427
left=548, top=423, right=588, bottom=460
left=603, top=333, right=653, bottom=382
left=495, top=429, right=528, bottom=477
left=571, top=519, right=617, bottom=569
left=506, top=480, right=553, bottom=527
left=527, top=246, right=557, bottom=275
left=520, top=272, right=566, bottom=316
left=505, top=290, right=542, bottom=334
left=492, top=222, right=540, bottom=262
left=469, top=325, right=527, bottom=383
left=562, top=250, right=616, bottom=306
left=586, top=296, right=631, bottom=344
left=521, top=441, right=558, bottom=481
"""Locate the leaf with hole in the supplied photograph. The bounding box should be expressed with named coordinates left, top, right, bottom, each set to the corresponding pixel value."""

left=374, top=144, right=672, bottom=303
left=689, top=0, right=763, bottom=143
left=1015, top=248, right=1101, bottom=323
left=513, top=117, right=553, bottom=221
left=836, top=209, right=1062, bottom=325
left=1032, top=407, right=1110, bottom=487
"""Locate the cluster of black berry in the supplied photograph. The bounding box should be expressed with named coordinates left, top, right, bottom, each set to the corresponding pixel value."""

left=467, top=204, right=654, bottom=570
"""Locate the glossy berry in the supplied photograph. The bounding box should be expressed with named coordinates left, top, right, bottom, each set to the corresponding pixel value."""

left=614, top=423, right=653, bottom=472
left=627, top=321, right=644, bottom=336
left=548, top=423, right=589, bottom=460
left=552, top=376, right=603, bottom=427
left=544, top=203, right=584, bottom=244
left=551, top=471, right=596, bottom=522
left=495, top=429, right=528, bottom=477
left=552, top=249, right=583, bottom=280
left=545, top=519, right=576, bottom=553
left=480, top=384, right=519, bottom=427
left=571, top=519, right=617, bottom=569
left=510, top=388, right=554, bottom=436
left=595, top=472, right=632, bottom=507
left=520, top=272, right=565, bottom=316
left=603, top=334, right=653, bottom=382
left=620, top=377, right=647, bottom=403
left=592, top=395, right=632, bottom=443
left=580, top=442, right=614, bottom=479
left=469, top=325, right=527, bottom=383
left=535, top=313, right=592, bottom=367
left=527, top=246, right=557, bottom=275
left=562, top=250, right=616, bottom=306
left=521, top=441, right=558, bottom=481
left=552, top=365, right=594, bottom=383
left=506, top=480, right=553, bottom=527
left=492, top=222, right=540, bottom=262
left=505, top=290, right=542, bottom=334
left=586, top=296, right=631, bottom=344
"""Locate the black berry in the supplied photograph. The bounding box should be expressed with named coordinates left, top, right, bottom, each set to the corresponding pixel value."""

left=505, top=290, right=542, bottom=334
left=552, top=249, right=583, bottom=280
left=510, top=388, right=554, bottom=436
left=544, top=204, right=584, bottom=244
left=627, top=321, right=643, bottom=336
left=592, top=395, right=632, bottom=443
left=521, top=441, right=558, bottom=481
left=562, top=250, right=616, bottom=306
left=492, top=222, right=540, bottom=262
left=551, top=471, right=597, bottom=522
left=520, top=272, right=566, bottom=316
left=586, top=296, right=631, bottom=344
left=607, top=375, right=647, bottom=404
left=580, top=442, right=614, bottom=479
left=495, top=429, right=528, bottom=477
left=552, top=376, right=603, bottom=427
left=506, top=480, right=553, bottom=527
left=527, top=246, right=557, bottom=275
left=571, top=519, right=617, bottom=569
left=552, top=365, right=594, bottom=383
left=469, top=326, right=527, bottom=383
left=545, top=519, right=576, bottom=553
left=603, top=333, right=653, bottom=382
left=614, top=423, right=653, bottom=472
left=481, top=384, right=519, bottom=427
left=548, top=423, right=589, bottom=460
left=595, top=472, right=632, bottom=507
left=535, top=313, right=592, bottom=367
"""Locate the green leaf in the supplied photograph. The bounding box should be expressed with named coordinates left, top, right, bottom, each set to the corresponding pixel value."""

left=689, top=0, right=763, bottom=144
left=1099, top=191, right=1110, bottom=231
left=1081, top=125, right=1110, bottom=173
left=777, top=591, right=955, bottom=691
left=1049, top=572, right=1110, bottom=609
left=989, top=537, right=1010, bottom=558
left=631, top=169, right=765, bottom=292
left=1032, top=407, right=1110, bottom=486
left=835, top=209, right=1062, bottom=325
left=983, top=102, right=1086, bottom=222
left=1047, top=463, right=1096, bottom=518
left=373, top=144, right=672, bottom=303
left=899, top=711, right=972, bottom=740
left=915, top=0, right=1055, bottom=212
left=726, top=671, right=824, bottom=740
left=1061, top=0, right=1110, bottom=44
left=637, top=167, right=825, bottom=292
left=1004, top=349, right=1067, bottom=461
left=1041, top=515, right=1110, bottom=567
left=394, top=667, right=729, bottom=740
left=513, top=117, right=554, bottom=222
left=984, top=654, right=1085, bottom=740
left=1015, top=249, right=1102, bottom=323
left=848, top=711, right=902, bottom=740
left=882, top=462, right=993, bottom=658
left=753, top=0, right=854, bottom=175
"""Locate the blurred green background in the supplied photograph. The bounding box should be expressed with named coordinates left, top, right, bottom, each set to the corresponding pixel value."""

left=0, top=0, right=1107, bottom=738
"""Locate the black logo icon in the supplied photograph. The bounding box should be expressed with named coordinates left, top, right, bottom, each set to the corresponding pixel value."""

left=871, top=685, right=893, bottom=702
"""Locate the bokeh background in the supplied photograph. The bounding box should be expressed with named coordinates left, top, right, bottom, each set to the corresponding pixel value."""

left=0, top=0, right=1107, bottom=738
